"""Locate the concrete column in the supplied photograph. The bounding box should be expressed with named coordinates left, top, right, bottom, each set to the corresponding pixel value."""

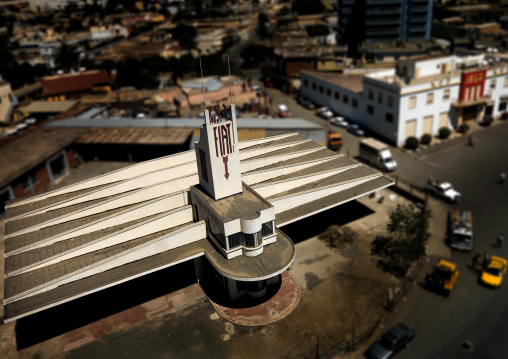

left=194, top=257, right=204, bottom=283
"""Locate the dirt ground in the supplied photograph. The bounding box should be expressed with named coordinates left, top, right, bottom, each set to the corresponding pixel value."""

left=0, top=160, right=413, bottom=359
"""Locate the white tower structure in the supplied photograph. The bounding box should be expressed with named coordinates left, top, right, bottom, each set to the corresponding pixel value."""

left=194, top=104, right=243, bottom=200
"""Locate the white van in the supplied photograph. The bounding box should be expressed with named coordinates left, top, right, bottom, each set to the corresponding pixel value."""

left=359, top=138, right=397, bottom=172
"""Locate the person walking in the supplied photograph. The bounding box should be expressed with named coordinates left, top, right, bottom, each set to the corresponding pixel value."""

left=472, top=253, right=481, bottom=270
left=483, top=252, right=491, bottom=268
left=500, top=172, right=506, bottom=184
left=497, top=234, right=504, bottom=249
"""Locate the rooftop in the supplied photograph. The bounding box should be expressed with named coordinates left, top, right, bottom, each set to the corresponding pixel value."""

left=42, top=70, right=112, bottom=96
left=301, top=70, right=364, bottom=93
left=19, top=100, right=78, bottom=113
left=192, top=183, right=272, bottom=222
left=0, top=127, right=89, bottom=189
left=47, top=117, right=324, bottom=130
left=76, top=127, right=193, bottom=145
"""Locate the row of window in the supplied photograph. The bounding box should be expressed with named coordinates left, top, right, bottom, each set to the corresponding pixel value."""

left=408, top=90, right=449, bottom=109
left=227, top=221, right=275, bottom=250
left=303, top=79, right=358, bottom=108
left=366, top=104, right=394, bottom=122
left=367, top=88, right=394, bottom=108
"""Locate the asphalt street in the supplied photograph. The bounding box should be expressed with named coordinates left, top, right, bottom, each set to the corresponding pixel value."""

left=390, top=123, right=508, bottom=359
left=255, top=85, right=508, bottom=358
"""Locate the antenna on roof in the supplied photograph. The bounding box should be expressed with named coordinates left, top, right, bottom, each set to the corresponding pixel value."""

left=227, top=48, right=233, bottom=104
left=199, top=54, right=207, bottom=110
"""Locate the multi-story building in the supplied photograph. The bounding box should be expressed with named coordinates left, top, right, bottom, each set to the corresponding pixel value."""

left=301, top=53, right=508, bottom=146
left=337, top=0, right=433, bottom=44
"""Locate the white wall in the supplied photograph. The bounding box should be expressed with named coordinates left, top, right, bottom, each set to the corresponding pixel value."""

left=397, top=81, right=460, bottom=145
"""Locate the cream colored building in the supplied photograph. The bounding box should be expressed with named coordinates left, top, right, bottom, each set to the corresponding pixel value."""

left=0, top=80, right=17, bottom=124
left=3, top=100, right=393, bottom=322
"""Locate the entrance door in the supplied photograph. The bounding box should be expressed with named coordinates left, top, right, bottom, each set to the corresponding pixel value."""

left=422, top=115, right=433, bottom=135
left=463, top=105, right=477, bottom=122
left=405, top=119, right=416, bottom=139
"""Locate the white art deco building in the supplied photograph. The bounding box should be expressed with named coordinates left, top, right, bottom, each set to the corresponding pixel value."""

left=3, top=101, right=393, bottom=323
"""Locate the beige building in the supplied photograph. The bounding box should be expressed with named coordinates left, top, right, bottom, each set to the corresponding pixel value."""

left=0, top=80, right=17, bottom=124
left=3, top=99, right=393, bottom=322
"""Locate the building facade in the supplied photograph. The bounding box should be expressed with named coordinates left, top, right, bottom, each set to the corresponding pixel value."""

left=301, top=53, right=508, bottom=146
left=337, top=0, right=433, bottom=43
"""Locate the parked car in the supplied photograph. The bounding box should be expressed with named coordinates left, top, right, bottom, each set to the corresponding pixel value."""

left=480, top=256, right=507, bottom=288
left=316, top=107, right=334, bottom=119
left=330, top=116, right=349, bottom=127
left=277, top=104, right=291, bottom=118
left=251, top=85, right=261, bottom=92
left=264, top=78, right=274, bottom=87
left=364, top=324, right=414, bottom=359
left=347, top=123, right=365, bottom=136
left=24, top=118, right=36, bottom=125
left=297, top=96, right=316, bottom=110
left=426, top=179, right=461, bottom=203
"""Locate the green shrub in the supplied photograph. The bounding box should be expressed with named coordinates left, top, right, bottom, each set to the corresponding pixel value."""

left=458, top=123, right=470, bottom=133
left=480, top=115, right=493, bottom=126
left=438, top=127, right=451, bottom=139
left=405, top=136, right=419, bottom=150
left=319, top=225, right=358, bottom=249
left=420, top=133, right=432, bottom=145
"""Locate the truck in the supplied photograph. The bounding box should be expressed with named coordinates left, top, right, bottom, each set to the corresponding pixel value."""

left=424, top=259, right=459, bottom=297
left=359, top=138, right=397, bottom=172
left=328, top=132, right=343, bottom=150
left=449, top=209, right=473, bottom=250
left=426, top=176, right=461, bottom=202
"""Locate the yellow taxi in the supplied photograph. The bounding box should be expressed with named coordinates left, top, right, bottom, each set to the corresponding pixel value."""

left=481, top=256, right=507, bottom=288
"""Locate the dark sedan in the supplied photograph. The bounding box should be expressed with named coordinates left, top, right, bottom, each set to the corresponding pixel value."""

left=347, top=123, right=365, bottom=136
left=297, top=96, right=316, bottom=110
left=365, top=324, right=414, bottom=359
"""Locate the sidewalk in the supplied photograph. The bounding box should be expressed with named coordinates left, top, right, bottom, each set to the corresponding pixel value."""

left=409, top=119, right=508, bottom=159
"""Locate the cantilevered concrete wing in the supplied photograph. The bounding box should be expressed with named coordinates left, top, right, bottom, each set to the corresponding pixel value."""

left=3, top=132, right=393, bottom=322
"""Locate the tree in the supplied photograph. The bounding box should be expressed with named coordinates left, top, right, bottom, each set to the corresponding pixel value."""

left=371, top=204, right=431, bottom=278
left=292, top=0, right=325, bottom=15
left=319, top=225, right=358, bottom=249
left=258, top=12, right=269, bottom=26
left=173, top=24, right=197, bottom=52
left=306, top=25, right=330, bottom=37
left=55, top=44, right=79, bottom=70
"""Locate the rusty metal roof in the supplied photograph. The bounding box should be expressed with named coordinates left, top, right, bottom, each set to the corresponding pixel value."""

left=76, top=127, right=193, bottom=145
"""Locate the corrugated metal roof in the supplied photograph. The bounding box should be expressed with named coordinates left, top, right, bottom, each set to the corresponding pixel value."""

left=76, top=127, right=193, bottom=145
left=47, top=117, right=324, bottom=130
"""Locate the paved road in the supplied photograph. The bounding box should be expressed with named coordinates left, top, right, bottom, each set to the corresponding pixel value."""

left=257, top=85, right=508, bottom=358
left=388, top=123, right=508, bottom=359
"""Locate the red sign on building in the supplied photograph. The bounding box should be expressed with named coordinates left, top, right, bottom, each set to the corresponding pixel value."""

left=459, top=70, right=486, bottom=103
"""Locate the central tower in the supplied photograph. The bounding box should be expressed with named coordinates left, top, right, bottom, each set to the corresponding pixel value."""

left=195, top=104, right=242, bottom=200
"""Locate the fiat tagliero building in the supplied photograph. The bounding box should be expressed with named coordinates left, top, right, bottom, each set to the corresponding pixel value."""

left=3, top=96, right=393, bottom=323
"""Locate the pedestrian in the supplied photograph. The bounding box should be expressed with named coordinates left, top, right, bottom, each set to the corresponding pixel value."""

left=472, top=253, right=481, bottom=269
left=501, top=172, right=506, bottom=184
left=497, top=234, right=504, bottom=248
left=468, top=135, right=474, bottom=147
left=483, top=252, right=491, bottom=268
